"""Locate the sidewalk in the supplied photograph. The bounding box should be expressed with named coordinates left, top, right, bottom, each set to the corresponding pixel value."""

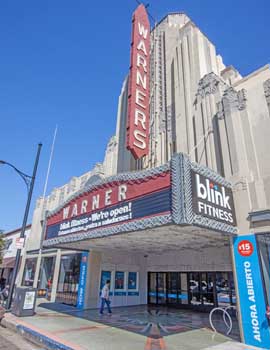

left=0, top=305, right=264, bottom=350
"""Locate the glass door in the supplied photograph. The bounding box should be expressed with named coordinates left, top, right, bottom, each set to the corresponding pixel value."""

left=201, top=272, right=214, bottom=306
left=189, top=272, right=201, bottom=306
left=157, top=272, right=167, bottom=304
left=179, top=273, right=188, bottom=305
left=167, top=272, right=178, bottom=304
left=148, top=272, right=157, bottom=304
left=56, top=253, right=81, bottom=306
left=37, top=256, right=55, bottom=299
left=216, top=272, right=231, bottom=307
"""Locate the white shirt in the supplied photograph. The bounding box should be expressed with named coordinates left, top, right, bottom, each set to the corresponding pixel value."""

left=101, top=284, right=109, bottom=299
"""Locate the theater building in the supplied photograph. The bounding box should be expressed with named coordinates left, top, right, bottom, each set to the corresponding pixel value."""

left=17, top=5, right=270, bottom=348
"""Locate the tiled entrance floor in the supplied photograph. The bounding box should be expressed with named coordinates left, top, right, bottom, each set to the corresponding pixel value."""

left=40, top=303, right=240, bottom=341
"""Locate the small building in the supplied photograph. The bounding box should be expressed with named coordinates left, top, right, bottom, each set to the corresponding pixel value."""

left=0, top=225, right=31, bottom=288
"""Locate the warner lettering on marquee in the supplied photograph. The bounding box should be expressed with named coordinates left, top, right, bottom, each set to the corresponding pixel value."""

left=126, top=4, right=150, bottom=159
left=45, top=172, right=171, bottom=240
left=192, top=172, right=236, bottom=226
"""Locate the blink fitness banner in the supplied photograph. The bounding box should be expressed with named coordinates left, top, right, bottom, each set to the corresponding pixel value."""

left=233, top=234, right=270, bottom=348
left=77, top=252, right=88, bottom=309
left=46, top=172, right=171, bottom=240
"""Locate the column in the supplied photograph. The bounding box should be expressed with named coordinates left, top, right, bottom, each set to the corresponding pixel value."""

left=50, top=249, right=61, bottom=302
left=84, top=251, right=102, bottom=308
left=33, top=250, right=42, bottom=288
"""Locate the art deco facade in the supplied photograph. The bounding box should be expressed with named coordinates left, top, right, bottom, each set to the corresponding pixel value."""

left=13, top=10, right=270, bottom=348
left=115, top=13, right=270, bottom=235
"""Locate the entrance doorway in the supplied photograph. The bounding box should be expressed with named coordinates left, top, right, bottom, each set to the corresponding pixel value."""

left=148, top=271, right=235, bottom=310
left=56, top=253, right=81, bottom=306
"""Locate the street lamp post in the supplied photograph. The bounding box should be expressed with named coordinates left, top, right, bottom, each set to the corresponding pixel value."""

left=1, top=143, right=42, bottom=310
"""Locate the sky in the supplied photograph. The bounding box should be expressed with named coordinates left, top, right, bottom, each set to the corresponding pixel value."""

left=0, top=0, right=269, bottom=232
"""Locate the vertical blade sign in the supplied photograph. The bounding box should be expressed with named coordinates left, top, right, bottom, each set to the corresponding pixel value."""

left=126, top=4, right=150, bottom=159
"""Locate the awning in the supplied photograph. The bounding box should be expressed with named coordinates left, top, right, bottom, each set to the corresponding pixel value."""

left=0, top=257, right=16, bottom=269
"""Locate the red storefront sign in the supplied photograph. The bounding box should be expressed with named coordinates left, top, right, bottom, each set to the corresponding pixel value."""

left=46, top=171, right=170, bottom=240
left=126, top=4, right=150, bottom=160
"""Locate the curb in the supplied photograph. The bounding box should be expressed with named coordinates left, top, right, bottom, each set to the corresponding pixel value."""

left=1, top=314, right=79, bottom=350
left=16, top=324, right=75, bottom=350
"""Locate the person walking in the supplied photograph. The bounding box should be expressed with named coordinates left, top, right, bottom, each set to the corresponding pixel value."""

left=99, top=280, right=112, bottom=315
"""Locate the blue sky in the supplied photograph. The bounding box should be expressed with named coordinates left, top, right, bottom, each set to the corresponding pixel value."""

left=0, top=0, right=269, bottom=231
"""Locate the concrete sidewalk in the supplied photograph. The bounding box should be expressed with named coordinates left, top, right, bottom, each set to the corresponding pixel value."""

left=0, top=306, right=264, bottom=350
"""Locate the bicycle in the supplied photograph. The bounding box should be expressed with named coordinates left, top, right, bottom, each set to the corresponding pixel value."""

left=209, top=305, right=237, bottom=335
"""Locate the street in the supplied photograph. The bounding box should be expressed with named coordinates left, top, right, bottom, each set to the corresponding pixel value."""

left=0, top=326, right=43, bottom=350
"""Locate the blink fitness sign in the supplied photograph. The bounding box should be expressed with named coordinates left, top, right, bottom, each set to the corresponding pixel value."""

left=126, top=4, right=150, bottom=159
left=192, top=172, right=236, bottom=225
left=233, top=235, right=270, bottom=348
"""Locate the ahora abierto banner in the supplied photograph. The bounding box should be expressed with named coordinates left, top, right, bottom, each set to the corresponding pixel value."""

left=233, top=234, right=270, bottom=348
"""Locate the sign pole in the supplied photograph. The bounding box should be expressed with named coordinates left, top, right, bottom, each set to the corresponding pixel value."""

left=6, top=143, right=42, bottom=310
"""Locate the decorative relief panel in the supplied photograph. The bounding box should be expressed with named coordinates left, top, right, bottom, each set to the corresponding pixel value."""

left=264, top=79, right=270, bottom=114
left=195, top=72, right=227, bottom=102
left=223, top=88, right=247, bottom=111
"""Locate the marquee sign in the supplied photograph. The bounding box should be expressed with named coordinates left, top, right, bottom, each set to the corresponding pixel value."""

left=126, top=4, right=150, bottom=159
left=45, top=171, right=171, bottom=240
left=43, top=153, right=238, bottom=248
left=192, top=172, right=236, bottom=226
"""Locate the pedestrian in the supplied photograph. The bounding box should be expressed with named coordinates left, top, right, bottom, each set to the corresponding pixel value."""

left=0, top=277, right=6, bottom=291
left=0, top=285, right=9, bottom=307
left=99, top=280, right=112, bottom=315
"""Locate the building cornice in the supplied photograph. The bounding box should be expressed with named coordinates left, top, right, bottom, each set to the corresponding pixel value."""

left=248, top=209, right=270, bottom=223
left=2, top=224, right=31, bottom=237
left=233, top=64, right=270, bottom=88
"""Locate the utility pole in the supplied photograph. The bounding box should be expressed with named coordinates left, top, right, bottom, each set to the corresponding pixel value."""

left=5, top=143, right=42, bottom=310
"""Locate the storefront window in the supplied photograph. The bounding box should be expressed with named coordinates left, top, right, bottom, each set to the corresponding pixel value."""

left=216, top=272, right=231, bottom=306
left=148, top=271, right=235, bottom=308
left=100, top=271, right=111, bottom=290
left=37, top=256, right=55, bottom=299
left=56, top=254, right=81, bottom=306
left=22, top=258, right=37, bottom=287
left=115, top=271, right=125, bottom=289
left=128, top=272, right=137, bottom=290
left=257, top=233, right=270, bottom=306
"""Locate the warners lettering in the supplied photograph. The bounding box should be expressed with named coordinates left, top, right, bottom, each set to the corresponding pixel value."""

left=192, top=172, right=236, bottom=226
left=63, top=184, right=127, bottom=220
left=126, top=4, right=150, bottom=159
left=45, top=170, right=171, bottom=240
left=138, top=22, right=148, bottom=39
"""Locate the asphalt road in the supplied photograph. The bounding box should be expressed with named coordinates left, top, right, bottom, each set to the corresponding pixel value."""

left=0, top=326, right=43, bottom=350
